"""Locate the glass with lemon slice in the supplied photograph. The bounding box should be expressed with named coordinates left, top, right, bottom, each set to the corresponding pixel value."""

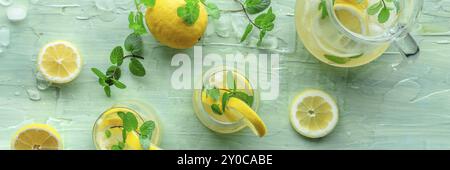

left=193, top=66, right=267, bottom=137
left=295, top=0, right=423, bottom=67
left=92, top=101, right=162, bottom=150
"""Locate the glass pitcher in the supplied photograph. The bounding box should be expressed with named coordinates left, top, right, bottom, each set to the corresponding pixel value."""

left=295, top=0, right=423, bottom=67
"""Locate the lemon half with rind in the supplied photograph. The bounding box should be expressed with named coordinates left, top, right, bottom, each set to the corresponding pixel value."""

left=289, top=89, right=339, bottom=138
left=37, top=41, right=82, bottom=84
left=11, top=124, right=63, bottom=150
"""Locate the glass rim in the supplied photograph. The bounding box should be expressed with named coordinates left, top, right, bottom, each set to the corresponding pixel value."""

left=325, top=0, right=423, bottom=43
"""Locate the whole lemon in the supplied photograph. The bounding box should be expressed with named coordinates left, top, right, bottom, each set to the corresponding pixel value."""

left=145, top=0, right=208, bottom=49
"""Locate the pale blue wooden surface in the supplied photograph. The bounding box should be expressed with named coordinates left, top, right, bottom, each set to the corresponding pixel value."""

left=0, top=0, right=450, bottom=149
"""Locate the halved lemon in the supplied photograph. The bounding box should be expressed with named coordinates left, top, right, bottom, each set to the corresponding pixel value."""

left=11, top=124, right=63, bottom=150
left=289, top=89, right=339, bottom=138
left=37, top=41, right=82, bottom=84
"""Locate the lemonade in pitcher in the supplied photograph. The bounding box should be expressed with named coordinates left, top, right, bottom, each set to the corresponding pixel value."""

left=295, top=0, right=402, bottom=67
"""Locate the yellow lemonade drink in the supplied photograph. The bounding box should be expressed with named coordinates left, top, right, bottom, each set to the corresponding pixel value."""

left=295, top=0, right=397, bottom=67
left=193, top=67, right=267, bottom=137
left=93, top=102, right=161, bottom=150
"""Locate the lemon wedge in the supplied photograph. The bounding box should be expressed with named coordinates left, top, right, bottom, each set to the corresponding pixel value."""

left=11, top=124, right=63, bottom=150
left=37, top=41, right=82, bottom=84
left=289, top=89, right=339, bottom=138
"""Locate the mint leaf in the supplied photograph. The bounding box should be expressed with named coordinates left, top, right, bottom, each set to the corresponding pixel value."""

left=206, top=87, right=220, bottom=101
left=378, top=7, right=390, bottom=23
left=110, top=46, right=124, bottom=65
left=245, top=0, right=271, bottom=14
left=104, top=86, right=111, bottom=97
left=318, top=0, right=328, bottom=19
left=91, top=68, right=106, bottom=79
left=368, top=1, right=382, bottom=15
left=222, top=92, right=231, bottom=112
left=142, top=0, right=156, bottom=7
left=105, top=129, right=112, bottom=138
left=211, top=104, right=222, bottom=115
left=111, top=142, right=125, bottom=150
left=255, top=7, right=275, bottom=31
left=177, top=0, right=200, bottom=25
left=118, top=112, right=138, bottom=132
left=129, top=58, right=146, bottom=77
left=140, top=121, right=155, bottom=137
left=106, top=66, right=121, bottom=80
left=128, top=12, right=147, bottom=35
left=205, top=2, right=220, bottom=19
left=99, top=78, right=107, bottom=86
left=232, top=91, right=253, bottom=106
left=112, top=79, right=127, bottom=89
left=124, top=33, right=143, bottom=55
left=240, top=24, right=253, bottom=43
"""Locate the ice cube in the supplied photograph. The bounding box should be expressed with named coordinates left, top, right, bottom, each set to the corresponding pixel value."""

left=0, top=26, right=10, bottom=47
left=6, top=5, right=28, bottom=22
left=95, top=0, right=116, bottom=11
left=0, top=0, right=12, bottom=6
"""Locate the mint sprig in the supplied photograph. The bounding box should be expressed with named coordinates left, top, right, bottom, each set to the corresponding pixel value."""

left=111, top=112, right=156, bottom=150
left=91, top=33, right=146, bottom=97
left=205, top=71, right=254, bottom=115
left=237, top=0, right=276, bottom=46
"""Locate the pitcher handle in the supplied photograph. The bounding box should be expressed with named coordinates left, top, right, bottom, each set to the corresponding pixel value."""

left=393, top=33, right=420, bottom=63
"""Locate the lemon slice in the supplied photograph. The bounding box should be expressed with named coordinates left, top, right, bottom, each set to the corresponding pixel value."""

left=11, top=124, right=63, bottom=150
left=334, top=3, right=368, bottom=34
left=37, top=41, right=82, bottom=84
left=335, top=0, right=368, bottom=10
left=227, top=98, right=267, bottom=137
left=289, top=89, right=338, bottom=138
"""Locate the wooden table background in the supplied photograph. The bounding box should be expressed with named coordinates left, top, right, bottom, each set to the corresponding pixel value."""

left=0, top=0, right=450, bottom=149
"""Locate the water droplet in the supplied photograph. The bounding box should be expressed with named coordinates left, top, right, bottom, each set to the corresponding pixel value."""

left=0, top=26, right=10, bottom=47
left=26, top=88, right=41, bottom=101
left=98, top=11, right=117, bottom=22
left=6, top=5, right=28, bottom=22
left=384, top=77, right=421, bottom=102
left=14, top=91, right=20, bottom=96
left=95, top=0, right=116, bottom=11
left=36, top=72, right=51, bottom=90
left=0, top=0, right=12, bottom=6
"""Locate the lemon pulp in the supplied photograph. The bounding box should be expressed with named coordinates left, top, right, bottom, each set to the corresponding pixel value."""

left=289, top=89, right=339, bottom=138
left=37, top=41, right=82, bottom=84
